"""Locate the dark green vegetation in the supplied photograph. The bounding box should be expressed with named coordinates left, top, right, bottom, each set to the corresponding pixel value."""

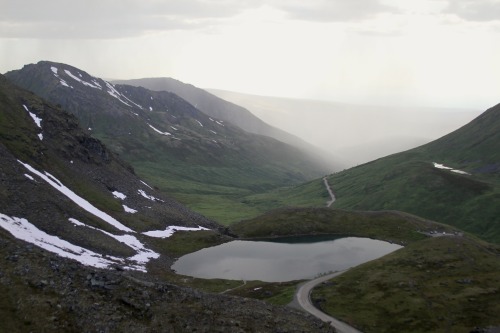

left=229, top=208, right=500, bottom=332
left=231, top=207, right=452, bottom=243
left=328, top=104, right=500, bottom=243
left=246, top=103, right=500, bottom=243
left=6, top=62, right=335, bottom=224
left=312, top=235, right=500, bottom=333
left=0, top=74, right=334, bottom=332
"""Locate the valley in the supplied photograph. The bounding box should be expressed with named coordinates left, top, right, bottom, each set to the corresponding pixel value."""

left=0, top=61, right=499, bottom=333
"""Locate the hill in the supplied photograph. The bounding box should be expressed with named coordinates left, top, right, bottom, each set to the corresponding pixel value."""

left=229, top=207, right=500, bottom=333
left=328, top=103, right=500, bottom=243
left=5, top=61, right=334, bottom=224
left=248, top=103, right=500, bottom=242
left=0, top=74, right=331, bottom=332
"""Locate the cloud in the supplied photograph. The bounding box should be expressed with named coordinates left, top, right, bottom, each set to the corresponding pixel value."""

left=444, top=0, right=500, bottom=21
left=0, top=0, right=261, bottom=39
left=273, top=0, right=395, bottom=22
left=0, top=0, right=399, bottom=39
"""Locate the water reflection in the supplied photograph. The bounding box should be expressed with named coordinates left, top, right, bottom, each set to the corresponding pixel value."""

left=172, top=236, right=402, bottom=282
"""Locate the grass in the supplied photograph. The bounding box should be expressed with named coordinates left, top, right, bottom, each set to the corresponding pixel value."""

left=311, top=235, right=500, bottom=333
left=230, top=207, right=453, bottom=244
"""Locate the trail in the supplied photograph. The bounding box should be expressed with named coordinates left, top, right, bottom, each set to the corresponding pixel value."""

left=294, top=271, right=363, bottom=333
left=323, top=177, right=336, bottom=207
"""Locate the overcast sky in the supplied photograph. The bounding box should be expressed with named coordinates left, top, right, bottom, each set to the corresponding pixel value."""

left=1, top=0, right=499, bottom=108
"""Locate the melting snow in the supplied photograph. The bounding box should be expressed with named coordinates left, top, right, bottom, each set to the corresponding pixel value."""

left=64, top=69, right=101, bottom=89
left=112, top=191, right=127, bottom=200
left=67, top=218, right=158, bottom=269
left=433, top=162, right=470, bottom=175
left=138, top=189, right=161, bottom=202
left=23, top=105, right=42, bottom=128
left=140, top=180, right=153, bottom=190
left=18, top=160, right=133, bottom=232
left=123, top=205, right=138, bottom=214
left=23, top=105, right=43, bottom=140
left=195, top=120, right=203, bottom=127
left=0, top=214, right=126, bottom=269
left=142, top=225, right=209, bottom=238
left=148, top=124, right=171, bottom=136
left=105, top=81, right=132, bottom=107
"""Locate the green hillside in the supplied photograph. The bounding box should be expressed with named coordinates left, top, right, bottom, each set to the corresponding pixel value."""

left=239, top=104, right=500, bottom=242
left=5, top=61, right=333, bottom=224
left=328, top=103, right=500, bottom=243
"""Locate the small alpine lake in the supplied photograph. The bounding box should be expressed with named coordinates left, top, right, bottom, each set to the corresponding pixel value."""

left=172, top=235, right=402, bottom=282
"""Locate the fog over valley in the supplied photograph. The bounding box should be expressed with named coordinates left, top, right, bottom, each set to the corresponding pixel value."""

left=209, top=89, right=481, bottom=167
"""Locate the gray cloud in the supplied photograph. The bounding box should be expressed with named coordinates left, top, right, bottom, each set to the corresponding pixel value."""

left=444, top=0, right=500, bottom=21
left=274, top=0, right=395, bottom=22
left=0, top=0, right=260, bottom=39
left=0, top=0, right=398, bottom=39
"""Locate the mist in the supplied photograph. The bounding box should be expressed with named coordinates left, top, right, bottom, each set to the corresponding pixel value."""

left=208, top=89, right=481, bottom=167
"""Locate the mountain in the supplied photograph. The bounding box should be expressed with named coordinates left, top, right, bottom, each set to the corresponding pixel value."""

left=208, top=89, right=481, bottom=167
left=111, top=77, right=339, bottom=168
left=279, top=103, right=499, bottom=243
left=237, top=103, right=500, bottom=243
left=5, top=61, right=334, bottom=224
left=0, top=74, right=331, bottom=332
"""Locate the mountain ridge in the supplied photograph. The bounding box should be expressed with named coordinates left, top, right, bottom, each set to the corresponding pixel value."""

left=5, top=61, right=334, bottom=224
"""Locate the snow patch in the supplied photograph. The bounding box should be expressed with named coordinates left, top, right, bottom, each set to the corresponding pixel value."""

left=210, top=130, right=217, bottom=135
left=23, top=105, right=42, bottom=128
left=170, top=126, right=178, bottom=131
left=51, top=66, right=58, bottom=75
left=0, top=214, right=125, bottom=269
left=216, top=120, right=224, bottom=126
left=24, top=174, right=34, bottom=181
left=64, top=69, right=101, bottom=89
left=195, top=120, right=203, bottom=127
left=148, top=124, right=171, bottom=136
left=138, top=189, right=161, bottom=202
left=18, top=160, right=133, bottom=232
left=142, top=225, right=209, bottom=238
left=105, top=81, right=132, bottom=107
left=112, top=191, right=127, bottom=200
left=140, top=180, right=153, bottom=189
left=433, top=162, right=470, bottom=175
left=38, top=133, right=43, bottom=140
left=123, top=205, right=138, bottom=214
left=149, top=106, right=153, bottom=111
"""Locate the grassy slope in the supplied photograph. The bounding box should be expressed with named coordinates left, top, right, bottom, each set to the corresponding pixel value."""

left=312, top=236, right=500, bottom=333
left=242, top=104, right=500, bottom=241
left=229, top=208, right=500, bottom=332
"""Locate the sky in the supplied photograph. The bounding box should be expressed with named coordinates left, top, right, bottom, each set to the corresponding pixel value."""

left=1, top=0, right=500, bottom=109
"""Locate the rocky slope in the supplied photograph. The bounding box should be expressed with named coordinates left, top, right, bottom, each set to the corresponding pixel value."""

left=0, top=74, right=332, bottom=332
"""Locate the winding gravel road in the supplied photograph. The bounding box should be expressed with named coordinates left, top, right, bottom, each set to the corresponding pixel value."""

left=295, top=271, right=363, bottom=333
left=323, top=177, right=336, bottom=207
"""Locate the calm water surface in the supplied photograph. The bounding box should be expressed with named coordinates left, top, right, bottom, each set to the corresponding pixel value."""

left=172, top=236, right=402, bottom=282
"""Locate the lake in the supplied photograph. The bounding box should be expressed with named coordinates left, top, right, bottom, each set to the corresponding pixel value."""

left=171, top=236, right=402, bottom=282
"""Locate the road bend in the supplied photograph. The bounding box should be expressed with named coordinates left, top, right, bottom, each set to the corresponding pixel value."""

left=295, top=271, right=363, bottom=333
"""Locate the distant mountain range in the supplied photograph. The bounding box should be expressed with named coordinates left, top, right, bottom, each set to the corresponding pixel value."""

left=5, top=61, right=337, bottom=223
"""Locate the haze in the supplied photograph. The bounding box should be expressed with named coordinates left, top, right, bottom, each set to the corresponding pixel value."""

left=1, top=0, right=498, bottom=166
